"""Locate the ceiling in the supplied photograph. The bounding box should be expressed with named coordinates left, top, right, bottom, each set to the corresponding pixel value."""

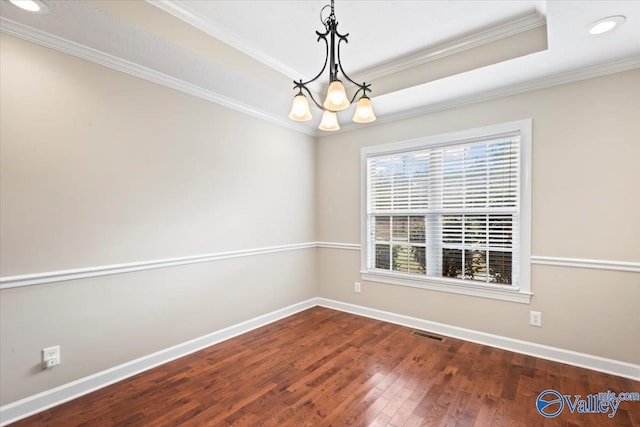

left=161, top=0, right=543, bottom=79
left=1, top=0, right=639, bottom=136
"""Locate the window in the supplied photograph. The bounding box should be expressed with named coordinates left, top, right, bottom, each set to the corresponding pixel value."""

left=361, top=120, right=531, bottom=303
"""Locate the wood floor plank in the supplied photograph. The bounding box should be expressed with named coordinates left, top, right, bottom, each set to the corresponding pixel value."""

left=9, top=307, right=640, bottom=426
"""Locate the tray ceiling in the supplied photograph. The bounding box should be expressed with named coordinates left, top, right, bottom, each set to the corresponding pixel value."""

left=1, top=0, right=639, bottom=135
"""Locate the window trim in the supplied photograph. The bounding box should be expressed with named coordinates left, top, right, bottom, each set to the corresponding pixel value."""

left=360, top=119, right=532, bottom=304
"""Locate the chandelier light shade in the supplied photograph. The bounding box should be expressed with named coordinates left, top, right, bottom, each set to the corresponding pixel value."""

left=319, top=110, right=340, bottom=132
left=323, top=80, right=350, bottom=111
left=288, top=93, right=313, bottom=121
left=352, top=95, right=376, bottom=123
left=289, top=0, right=375, bottom=131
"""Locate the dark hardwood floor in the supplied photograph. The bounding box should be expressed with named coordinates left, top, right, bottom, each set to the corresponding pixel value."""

left=11, top=307, right=639, bottom=426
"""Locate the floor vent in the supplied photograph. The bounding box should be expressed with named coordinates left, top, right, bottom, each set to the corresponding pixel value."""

left=411, top=330, right=445, bottom=342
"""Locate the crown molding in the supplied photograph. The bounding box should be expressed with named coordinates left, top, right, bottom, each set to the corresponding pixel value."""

left=352, top=12, right=546, bottom=84
left=147, top=0, right=304, bottom=81
left=329, top=55, right=640, bottom=136
left=0, top=18, right=316, bottom=137
left=146, top=0, right=325, bottom=96
left=3, top=15, right=639, bottom=140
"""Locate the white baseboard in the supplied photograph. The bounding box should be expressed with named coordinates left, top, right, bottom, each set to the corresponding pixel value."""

left=0, top=298, right=317, bottom=426
left=317, top=298, right=640, bottom=382
left=3, top=297, right=638, bottom=425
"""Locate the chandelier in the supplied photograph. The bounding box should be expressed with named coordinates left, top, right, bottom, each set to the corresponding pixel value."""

left=288, top=0, right=376, bottom=131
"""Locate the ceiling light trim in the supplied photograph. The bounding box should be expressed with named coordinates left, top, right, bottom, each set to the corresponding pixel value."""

left=0, top=18, right=316, bottom=136
left=7, top=0, right=50, bottom=14
left=588, top=15, right=626, bottom=35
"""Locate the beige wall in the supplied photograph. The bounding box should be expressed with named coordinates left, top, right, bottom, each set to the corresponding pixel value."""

left=2, top=30, right=639, bottom=408
left=0, top=34, right=316, bottom=404
left=316, top=69, right=640, bottom=364
left=0, top=34, right=316, bottom=274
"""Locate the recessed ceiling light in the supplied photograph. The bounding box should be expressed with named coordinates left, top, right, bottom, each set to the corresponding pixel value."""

left=8, top=0, right=49, bottom=14
left=588, top=16, right=626, bottom=35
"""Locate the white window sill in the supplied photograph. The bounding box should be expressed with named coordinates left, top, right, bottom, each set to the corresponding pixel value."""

left=360, top=271, right=532, bottom=304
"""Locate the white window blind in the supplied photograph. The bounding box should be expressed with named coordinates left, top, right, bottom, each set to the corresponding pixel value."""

left=365, top=135, right=521, bottom=287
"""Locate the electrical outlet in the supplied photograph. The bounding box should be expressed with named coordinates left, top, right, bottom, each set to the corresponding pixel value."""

left=42, top=345, right=60, bottom=369
left=530, top=311, right=542, bottom=327
left=354, top=282, right=361, bottom=294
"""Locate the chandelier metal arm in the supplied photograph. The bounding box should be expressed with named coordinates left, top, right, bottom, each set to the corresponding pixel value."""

left=297, top=31, right=330, bottom=87
left=293, top=82, right=325, bottom=110
left=336, top=36, right=371, bottom=100
left=291, top=27, right=331, bottom=111
left=335, top=36, right=355, bottom=86
left=349, top=84, right=371, bottom=104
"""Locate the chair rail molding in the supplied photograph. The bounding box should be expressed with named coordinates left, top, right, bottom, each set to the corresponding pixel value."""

left=1, top=242, right=637, bottom=290
left=0, top=242, right=317, bottom=289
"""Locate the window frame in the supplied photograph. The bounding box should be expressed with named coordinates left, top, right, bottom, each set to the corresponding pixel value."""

left=360, top=119, right=532, bottom=303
